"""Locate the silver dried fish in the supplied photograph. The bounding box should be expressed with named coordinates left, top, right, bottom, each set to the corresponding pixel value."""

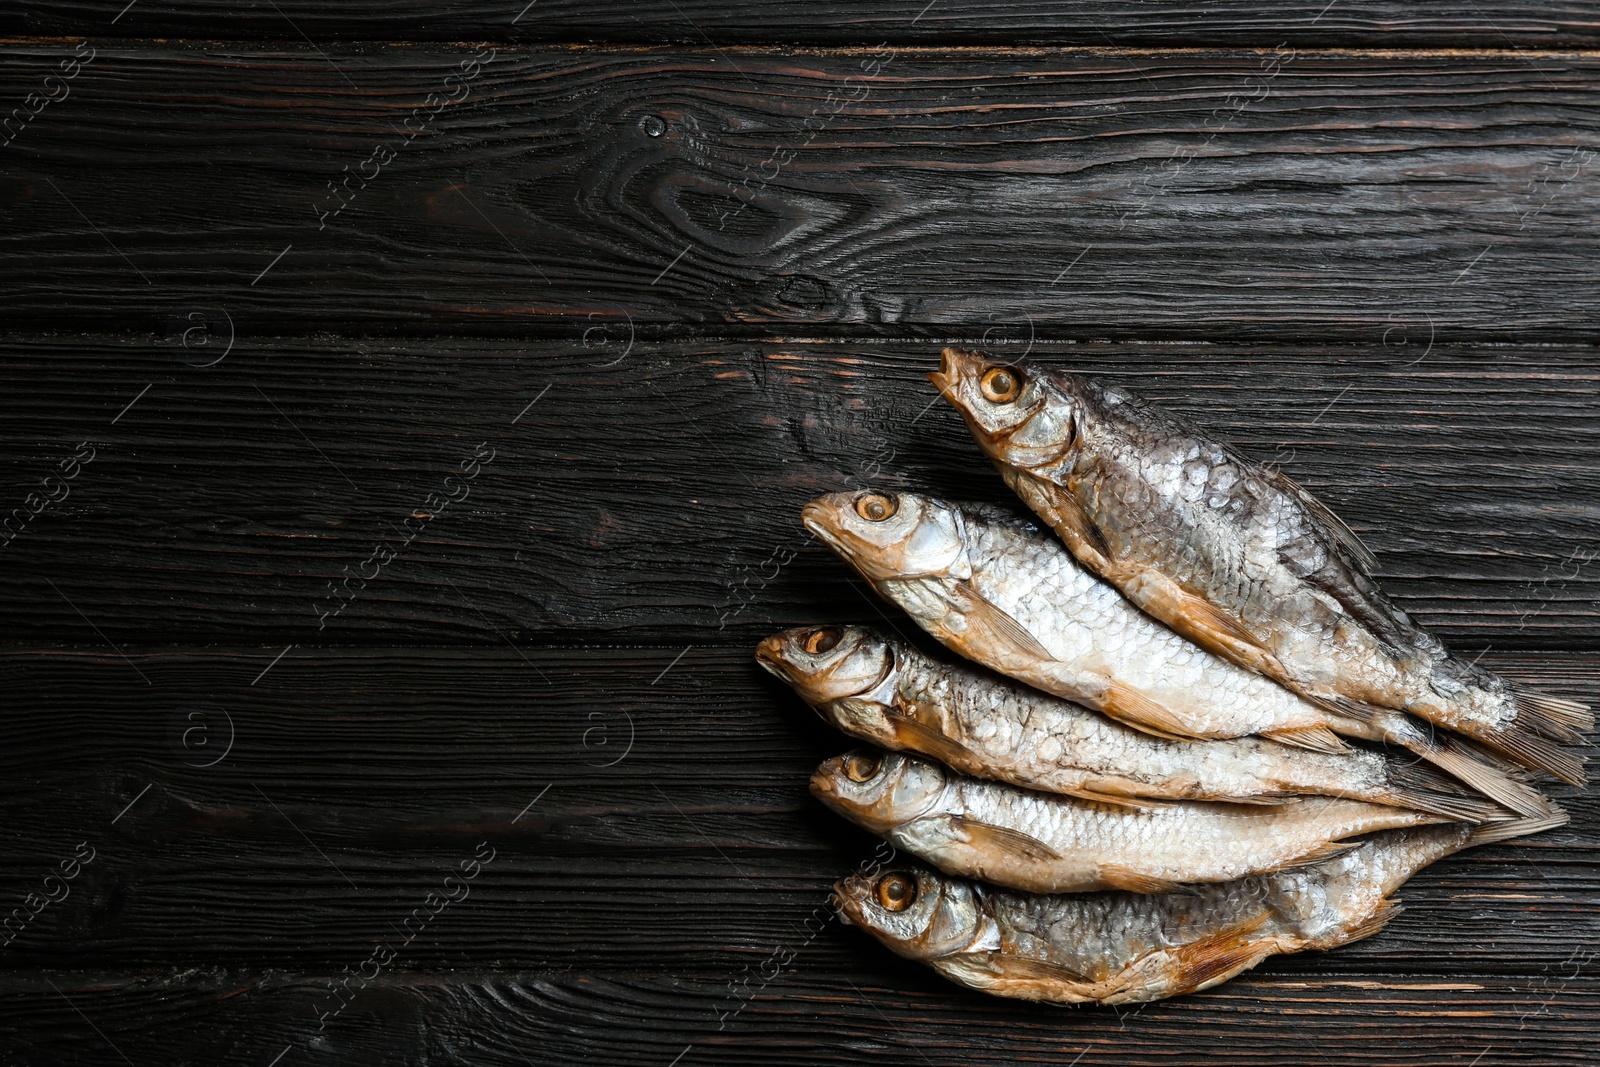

left=930, top=349, right=1590, bottom=784
left=833, top=815, right=1566, bottom=1005
left=757, top=625, right=1504, bottom=821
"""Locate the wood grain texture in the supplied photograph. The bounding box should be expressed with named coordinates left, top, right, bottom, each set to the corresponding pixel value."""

left=0, top=644, right=1592, bottom=973
left=2, top=337, right=1597, bottom=645
left=3, top=20, right=1599, bottom=1066
left=2, top=45, right=1599, bottom=339
left=5, top=968, right=1600, bottom=1066
left=9, top=2, right=1600, bottom=48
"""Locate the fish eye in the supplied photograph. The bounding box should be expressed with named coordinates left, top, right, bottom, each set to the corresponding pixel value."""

left=979, top=366, right=1021, bottom=404
left=844, top=753, right=880, bottom=782
left=855, top=493, right=898, bottom=522
left=875, top=872, right=917, bottom=912
left=803, top=627, right=841, bottom=655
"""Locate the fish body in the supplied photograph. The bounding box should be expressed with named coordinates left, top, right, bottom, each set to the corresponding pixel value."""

left=757, top=625, right=1504, bottom=821
left=800, top=491, right=1547, bottom=815
left=929, top=348, right=1590, bottom=784
left=833, top=815, right=1565, bottom=1005
left=812, top=749, right=1456, bottom=894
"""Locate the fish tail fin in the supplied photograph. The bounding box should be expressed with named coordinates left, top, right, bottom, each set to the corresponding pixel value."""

left=1379, top=760, right=1508, bottom=823
left=1467, top=808, right=1570, bottom=848
left=1410, top=736, right=1558, bottom=819
left=1468, top=720, right=1588, bottom=787
left=1509, top=682, right=1594, bottom=743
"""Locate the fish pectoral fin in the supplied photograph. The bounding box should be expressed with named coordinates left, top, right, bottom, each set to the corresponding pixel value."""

left=947, top=816, right=1063, bottom=863
left=950, top=581, right=1056, bottom=662
left=885, top=712, right=983, bottom=770
left=1016, top=472, right=1114, bottom=564
left=1262, top=465, right=1381, bottom=575
left=1171, top=913, right=1280, bottom=993
left=1259, top=725, right=1351, bottom=754
left=1099, top=682, right=1210, bottom=742
left=1097, top=865, right=1193, bottom=895
left=963, top=951, right=1092, bottom=985
left=1115, top=564, right=1276, bottom=663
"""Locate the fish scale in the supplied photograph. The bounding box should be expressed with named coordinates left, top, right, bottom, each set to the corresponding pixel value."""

left=832, top=816, right=1565, bottom=1006
left=757, top=625, right=1511, bottom=820
left=931, top=346, right=1591, bottom=785
left=954, top=506, right=1314, bottom=739
left=802, top=492, right=1554, bottom=816
left=811, top=750, right=1452, bottom=894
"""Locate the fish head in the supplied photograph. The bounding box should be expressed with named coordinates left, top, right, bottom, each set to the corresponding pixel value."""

left=810, top=749, right=947, bottom=834
left=832, top=864, right=982, bottom=960
left=801, top=490, right=970, bottom=582
left=929, top=346, right=1081, bottom=470
left=754, top=624, right=896, bottom=705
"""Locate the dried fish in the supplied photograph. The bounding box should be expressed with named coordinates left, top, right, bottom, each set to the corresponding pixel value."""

left=800, top=491, right=1548, bottom=816
left=757, top=625, right=1504, bottom=821
left=833, top=815, right=1566, bottom=1005
left=812, top=748, right=1458, bottom=894
left=930, top=348, right=1591, bottom=784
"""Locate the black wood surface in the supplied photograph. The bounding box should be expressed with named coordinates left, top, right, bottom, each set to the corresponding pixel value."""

left=2, top=15, right=1597, bottom=1067
left=1, top=45, right=1598, bottom=340
left=0, top=645, right=1593, bottom=975
left=6, top=969, right=1600, bottom=1066
left=2, top=338, right=1598, bottom=644
left=11, top=2, right=1600, bottom=49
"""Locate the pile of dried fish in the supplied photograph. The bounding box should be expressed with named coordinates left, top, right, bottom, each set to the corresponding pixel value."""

left=757, top=348, right=1587, bottom=1006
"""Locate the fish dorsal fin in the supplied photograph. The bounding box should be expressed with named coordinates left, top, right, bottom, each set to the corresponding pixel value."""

left=1068, top=788, right=1170, bottom=810
left=1099, top=681, right=1209, bottom=742
left=1098, top=864, right=1193, bottom=895
left=1261, top=466, right=1381, bottom=575
left=1259, top=725, right=1351, bottom=754
left=1310, top=691, right=1384, bottom=723
left=950, top=580, right=1055, bottom=662
left=1210, top=793, right=1302, bottom=808
left=886, top=712, right=984, bottom=770
left=1266, top=840, right=1362, bottom=874
left=947, top=815, right=1063, bottom=863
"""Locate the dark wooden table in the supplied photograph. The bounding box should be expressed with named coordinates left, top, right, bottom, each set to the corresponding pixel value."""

left=2, top=5, right=1597, bottom=1064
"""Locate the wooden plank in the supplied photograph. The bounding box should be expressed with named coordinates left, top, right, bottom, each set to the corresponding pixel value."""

left=9, top=2, right=1600, bottom=48
left=2, top=45, right=1599, bottom=339
left=0, top=644, right=1592, bottom=972
left=6, top=968, right=1600, bottom=1066
left=3, top=337, right=1598, bottom=645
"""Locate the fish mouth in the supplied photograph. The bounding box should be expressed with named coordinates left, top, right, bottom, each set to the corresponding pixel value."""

left=753, top=634, right=791, bottom=680
left=930, top=346, right=981, bottom=396
left=930, top=345, right=1057, bottom=460
left=927, top=347, right=979, bottom=418
left=830, top=880, right=863, bottom=926
left=801, top=500, right=850, bottom=557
